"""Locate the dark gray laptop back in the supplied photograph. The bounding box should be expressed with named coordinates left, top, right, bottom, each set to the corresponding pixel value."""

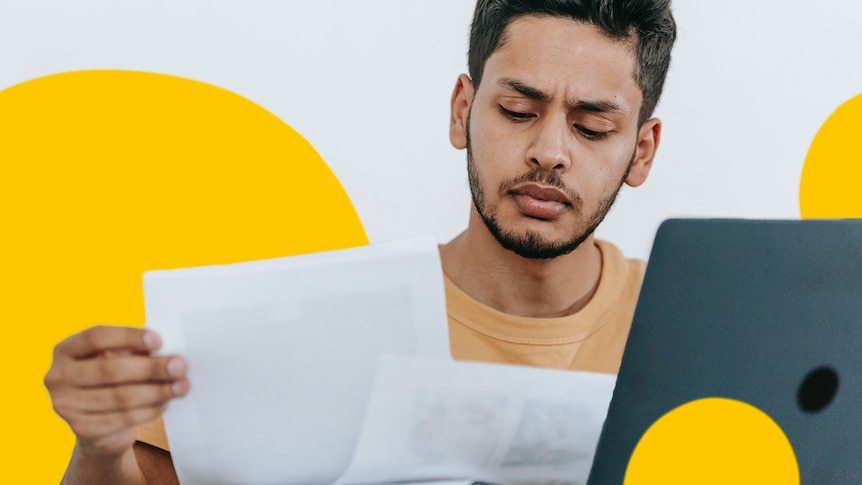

left=588, top=219, right=862, bottom=484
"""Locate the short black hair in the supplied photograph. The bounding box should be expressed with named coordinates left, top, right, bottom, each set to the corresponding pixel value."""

left=469, top=0, right=676, bottom=124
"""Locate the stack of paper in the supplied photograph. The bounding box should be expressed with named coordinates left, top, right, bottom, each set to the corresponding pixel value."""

left=143, top=237, right=614, bottom=485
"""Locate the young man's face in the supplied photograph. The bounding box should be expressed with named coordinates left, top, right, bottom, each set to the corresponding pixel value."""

left=451, top=15, right=660, bottom=259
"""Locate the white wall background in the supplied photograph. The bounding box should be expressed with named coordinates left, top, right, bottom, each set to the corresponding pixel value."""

left=2, top=0, right=860, bottom=260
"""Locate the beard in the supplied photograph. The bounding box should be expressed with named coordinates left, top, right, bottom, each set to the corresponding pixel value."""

left=466, top=121, right=633, bottom=260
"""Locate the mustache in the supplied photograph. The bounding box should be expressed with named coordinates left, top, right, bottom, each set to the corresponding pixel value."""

left=499, top=168, right=583, bottom=209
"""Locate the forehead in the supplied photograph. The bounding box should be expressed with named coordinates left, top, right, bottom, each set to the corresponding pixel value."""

left=482, top=15, right=641, bottom=112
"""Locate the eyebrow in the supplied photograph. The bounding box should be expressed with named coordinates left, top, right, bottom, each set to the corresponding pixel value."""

left=496, top=77, right=624, bottom=114
left=498, top=77, right=551, bottom=103
left=571, top=99, right=623, bottom=113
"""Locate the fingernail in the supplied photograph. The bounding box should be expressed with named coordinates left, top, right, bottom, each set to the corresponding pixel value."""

left=167, top=358, right=186, bottom=377
left=143, top=330, right=161, bottom=350
left=172, top=380, right=189, bottom=396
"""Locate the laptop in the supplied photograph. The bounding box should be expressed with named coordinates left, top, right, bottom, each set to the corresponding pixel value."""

left=587, top=219, right=862, bottom=484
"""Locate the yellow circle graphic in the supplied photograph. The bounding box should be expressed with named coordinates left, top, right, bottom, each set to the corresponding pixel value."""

left=0, top=70, right=367, bottom=482
left=624, top=397, right=799, bottom=484
left=800, top=93, right=862, bottom=218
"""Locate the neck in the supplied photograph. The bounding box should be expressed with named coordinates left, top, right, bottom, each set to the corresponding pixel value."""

left=440, top=211, right=603, bottom=318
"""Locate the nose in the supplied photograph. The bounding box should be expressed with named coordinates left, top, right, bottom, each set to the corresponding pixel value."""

left=526, top=114, right=571, bottom=172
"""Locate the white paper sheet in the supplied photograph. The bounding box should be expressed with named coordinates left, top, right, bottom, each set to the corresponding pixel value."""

left=143, top=237, right=450, bottom=484
left=337, top=355, right=616, bottom=485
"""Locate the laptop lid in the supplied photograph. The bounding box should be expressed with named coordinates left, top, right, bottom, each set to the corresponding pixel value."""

left=588, top=219, right=862, bottom=484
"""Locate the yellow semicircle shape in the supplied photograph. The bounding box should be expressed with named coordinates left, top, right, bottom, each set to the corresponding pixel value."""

left=0, top=70, right=367, bottom=482
left=800, top=93, right=862, bottom=218
left=624, top=397, right=799, bottom=484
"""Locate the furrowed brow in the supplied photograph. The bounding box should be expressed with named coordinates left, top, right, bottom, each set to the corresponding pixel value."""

left=496, top=78, right=624, bottom=114
left=568, top=99, right=623, bottom=114
left=497, top=78, right=551, bottom=103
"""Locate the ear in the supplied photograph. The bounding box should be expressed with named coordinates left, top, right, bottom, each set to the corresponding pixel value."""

left=449, top=74, right=474, bottom=150
left=624, top=117, right=661, bottom=187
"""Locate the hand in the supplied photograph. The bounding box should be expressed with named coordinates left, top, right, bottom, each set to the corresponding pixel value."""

left=45, top=325, right=189, bottom=460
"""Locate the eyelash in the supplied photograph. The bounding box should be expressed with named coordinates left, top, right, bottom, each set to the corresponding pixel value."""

left=499, top=105, right=534, bottom=121
left=498, top=105, right=610, bottom=140
left=575, top=125, right=610, bottom=140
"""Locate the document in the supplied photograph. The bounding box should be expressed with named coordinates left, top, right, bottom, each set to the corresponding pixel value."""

left=143, top=237, right=450, bottom=484
left=338, top=355, right=615, bottom=485
left=143, top=237, right=614, bottom=484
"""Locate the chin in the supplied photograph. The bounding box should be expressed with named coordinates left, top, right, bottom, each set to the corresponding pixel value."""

left=492, top=226, right=591, bottom=260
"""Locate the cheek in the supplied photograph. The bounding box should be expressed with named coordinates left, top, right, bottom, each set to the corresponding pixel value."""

left=584, top=140, right=635, bottom=176
left=471, top=132, right=519, bottom=182
left=470, top=105, right=524, bottom=162
left=568, top=143, right=635, bottom=196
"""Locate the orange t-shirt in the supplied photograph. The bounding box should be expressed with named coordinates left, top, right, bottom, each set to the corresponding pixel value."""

left=447, top=239, right=645, bottom=373
left=138, top=239, right=645, bottom=451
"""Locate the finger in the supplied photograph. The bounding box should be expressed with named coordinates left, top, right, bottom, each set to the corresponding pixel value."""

left=67, top=402, right=168, bottom=448
left=44, top=355, right=180, bottom=395
left=55, top=326, right=161, bottom=359
left=72, top=355, right=186, bottom=387
left=61, top=380, right=189, bottom=413
left=70, top=355, right=187, bottom=387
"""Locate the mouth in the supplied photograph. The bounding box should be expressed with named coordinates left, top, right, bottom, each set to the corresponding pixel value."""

left=510, top=184, right=573, bottom=204
left=509, top=183, right=572, bottom=219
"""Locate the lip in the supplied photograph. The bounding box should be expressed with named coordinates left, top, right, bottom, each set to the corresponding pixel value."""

left=509, top=184, right=572, bottom=219
left=510, top=183, right=573, bottom=205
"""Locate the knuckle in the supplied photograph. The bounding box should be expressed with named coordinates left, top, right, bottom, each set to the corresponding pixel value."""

left=51, top=398, right=73, bottom=418
left=82, top=327, right=103, bottom=351
left=110, top=387, right=132, bottom=408
left=43, top=368, right=60, bottom=390
left=54, top=330, right=80, bottom=356
left=52, top=341, right=65, bottom=359
left=44, top=361, right=73, bottom=391
left=97, top=359, right=121, bottom=382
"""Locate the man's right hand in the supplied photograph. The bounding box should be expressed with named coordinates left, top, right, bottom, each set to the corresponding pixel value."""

left=44, top=325, right=188, bottom=483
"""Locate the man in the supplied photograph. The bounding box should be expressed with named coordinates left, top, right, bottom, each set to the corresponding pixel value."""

left=44, top=0, right=676, bottom=483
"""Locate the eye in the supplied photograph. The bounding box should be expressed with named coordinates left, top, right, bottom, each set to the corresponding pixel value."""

left=499, top=105, right=535, bottom=122
left=575, top=124, right=610, bottom=140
